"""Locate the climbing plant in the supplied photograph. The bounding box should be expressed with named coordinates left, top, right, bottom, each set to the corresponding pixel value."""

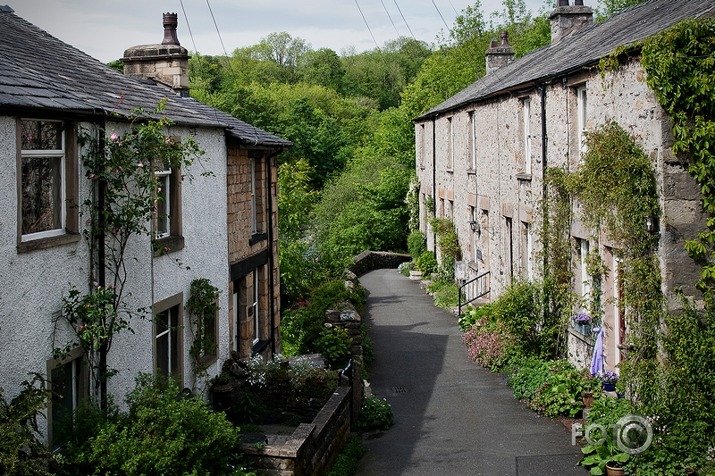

left=187, top=278, right=220, bottom=388
left=57, top=103, right=206, bottom=409
left=641, top=18, right=715, bottom=301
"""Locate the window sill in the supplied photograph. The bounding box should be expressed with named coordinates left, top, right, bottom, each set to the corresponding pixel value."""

left=154, top=235, right=185, bottom=256
left=17, top=232, right=81, bottom=253
left=516, top=173, right=532, bottom=182
left=467, top=168, right=476, bottom=175
left=249, top=233, right=268, bottom=246
left=446, top=168, right=454, bottom=174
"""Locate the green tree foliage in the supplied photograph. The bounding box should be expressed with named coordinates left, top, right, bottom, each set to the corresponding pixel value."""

left=297, top=48, right=345, bottom=91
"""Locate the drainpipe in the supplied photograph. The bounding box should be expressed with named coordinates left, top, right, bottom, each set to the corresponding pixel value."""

left=266, top=147, right=284, bottom=356
left=432, top=117, right=437, bottom=257
left=540, top=84, right=548, bottom=274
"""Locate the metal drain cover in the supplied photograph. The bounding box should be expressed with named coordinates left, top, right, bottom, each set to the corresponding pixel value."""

left=393, top=386, right=408, bottom=393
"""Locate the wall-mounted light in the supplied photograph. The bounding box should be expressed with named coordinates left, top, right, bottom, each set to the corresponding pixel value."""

left=469, top=220, right=481, bottom=234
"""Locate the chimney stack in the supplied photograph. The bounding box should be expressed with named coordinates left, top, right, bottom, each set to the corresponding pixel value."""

left=549, top=0, right=593, bottom=45
left=122, top=12, right=190, bottom=96
left=485, top=31, right=515, bottom=75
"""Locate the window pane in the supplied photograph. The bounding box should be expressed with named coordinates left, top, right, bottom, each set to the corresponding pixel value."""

left=156, top=174, right=170, bottom=236
left=22, top=156, right=61, bottom=234
left=21, top=120, right=62, bottom=150
left=156, top=333, right=169, bottom=378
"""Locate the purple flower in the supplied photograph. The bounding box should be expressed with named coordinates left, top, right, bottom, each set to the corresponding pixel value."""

left=598, top=370, right=619, bottom=385
left=571, top=311, right=592, bottom=325
left=110, top=132, right=119, bottom=142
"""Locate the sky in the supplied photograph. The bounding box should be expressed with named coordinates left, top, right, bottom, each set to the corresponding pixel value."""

left=9, top=0, right=548, bottom=63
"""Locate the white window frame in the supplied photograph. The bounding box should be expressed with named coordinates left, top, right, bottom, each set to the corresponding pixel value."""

left=525, top=222, right=533, bottom=281
left=577, top=86, right=588, bottom=157
left=250, top=157, right=258, bottom=234
left=523, top=98, right=532, bottom=174
left=252, top=270, right=260, bottom=345
left=469, top=111, right=477, bottom=171
left=579, top=238, right=591, bottom=305
left=20, top=119, right=66, bottom=241
left=154, top=297, right=182, bottom=383
left=447, top=116, right=454, bottom=171
left=154, top=166, right=171, bottom=239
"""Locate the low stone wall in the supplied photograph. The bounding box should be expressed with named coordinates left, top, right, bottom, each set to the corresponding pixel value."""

left=244, top=386, right=352, bottom=476
left=349, top=250, right=411, bottom=277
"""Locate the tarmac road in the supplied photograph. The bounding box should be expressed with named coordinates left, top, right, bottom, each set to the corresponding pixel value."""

left=354, top=268, right=587, bottom=476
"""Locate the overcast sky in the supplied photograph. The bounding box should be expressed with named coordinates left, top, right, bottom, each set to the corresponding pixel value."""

left=10, top=0, right=548, bottom=63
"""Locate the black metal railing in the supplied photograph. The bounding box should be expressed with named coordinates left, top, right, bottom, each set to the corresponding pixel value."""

left=458, top=270, right=491, bottom=316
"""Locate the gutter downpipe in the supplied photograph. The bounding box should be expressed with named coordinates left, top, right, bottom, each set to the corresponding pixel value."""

left=432, top=117, right=437, bottom=258
left=540, top=84, right=548, bottom=272
left=266, top=146, right=285, bottom=356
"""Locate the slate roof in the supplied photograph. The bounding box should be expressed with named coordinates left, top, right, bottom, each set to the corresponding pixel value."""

left=0, top=6, right=290, bottom=147
left=419, top=0, right=715, bottom=120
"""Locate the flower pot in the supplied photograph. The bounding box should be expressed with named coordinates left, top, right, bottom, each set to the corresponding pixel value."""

left=582, top=391, right=595, bottom=408
left=606, top=463, right=625, bottom=476
left=603, top=382, right=616, bottom=392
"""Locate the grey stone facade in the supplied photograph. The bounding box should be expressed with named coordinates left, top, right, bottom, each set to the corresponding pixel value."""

left=414, top=0, right=709, bottom=373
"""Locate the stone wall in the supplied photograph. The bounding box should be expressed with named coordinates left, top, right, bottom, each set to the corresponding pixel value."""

left=244, top=385, right=352, bottom=476
left=349, top=250, right=411, bottom=276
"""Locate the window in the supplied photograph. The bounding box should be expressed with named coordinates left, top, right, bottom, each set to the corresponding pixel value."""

left=522, top=221, right=533, bottom=281
left=419, top=124, right=425, bottom=169
left=20, top=120, right=66, bottom=240
left=48, top=349, right=87, bottom=449
left=577, top=86, right=588, bottom=157
left=522, top=98, right=532, bottom=174
left=505, top=217, right=514, bottom=282
left=447, top=117, right=454, bottom=171
left=154, top=166, right=171, bottom=238
left=249, top=154, right=265, bottom=237
left=468, top=111, right=477, bottom=171
left=152, top=158, right=183, bottom=252
left=577, top=238, right=591, bottom=306
left=252, top=269, right=260, bottom=345
left=154, top=294, right=183, bottom=384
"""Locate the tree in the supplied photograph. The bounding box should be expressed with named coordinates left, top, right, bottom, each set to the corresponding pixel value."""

left=297, top=48, right=345, bottom=91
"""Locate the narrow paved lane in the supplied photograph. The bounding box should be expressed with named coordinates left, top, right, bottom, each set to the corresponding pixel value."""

left=355, top=269, right=586, bottom=476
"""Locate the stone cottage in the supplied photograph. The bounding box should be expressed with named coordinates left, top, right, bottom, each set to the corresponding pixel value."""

left=414, top=0, right=713, bottom=372
left=0, top=6, right=289, bottom=446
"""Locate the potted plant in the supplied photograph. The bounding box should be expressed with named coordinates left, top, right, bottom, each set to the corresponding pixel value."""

left=579, top=433, right=630, bottom=475
left=209, top=372, right=233, bottom=411
left=581, top=373, right=600, bottom=408
left=572, top=311, right=593, bottom=335
left=599, top=370, right=619, bottom=392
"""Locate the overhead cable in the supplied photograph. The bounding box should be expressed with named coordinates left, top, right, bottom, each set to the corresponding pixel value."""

left=354, top=0, right=380, bottom=50
left=393, top=0, right=416, bottom=40
left=381, top=0, right=401, bottom=37
left=432, top=0, right=450, bottom=31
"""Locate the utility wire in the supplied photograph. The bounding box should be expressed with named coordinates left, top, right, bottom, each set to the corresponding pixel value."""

left=206, top=0, right=230, bottom=58
left=432, top=0, right=450, bottom=31
left=448, top=0, right=459, bottom=16
left=354, top=0, right=380, bottom=49
left=178, top=0, right=198, bottom=53
left=393, top=0, right=416, bottom=40
left=381, top=0, right=401, bottom=37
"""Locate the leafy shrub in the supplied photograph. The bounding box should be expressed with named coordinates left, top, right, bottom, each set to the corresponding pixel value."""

left=355, top=396, right=393, bottom=432
left=327, top=434, right=364, bottom=476
left=407, top=230, right=427, bottom=260
left=528, top=360, right=587, bottom=417
left=492, top=281, right=558, bottom=358
left=0, top=375, right=51, bottom=476
left=415, top=251, right=437, bottom=276
left=281, top=279, right=364, bottom=359
left=315, top=327, right=352, bottom=367
left=397, top=260, right=414, bottom=276
left=458, top=303, right=494, bottom=331
left=427, top=279, right=460, bottom=310
left=504, top=357, right=552, bottom=401
left=69, top=375, right=243, bottom=476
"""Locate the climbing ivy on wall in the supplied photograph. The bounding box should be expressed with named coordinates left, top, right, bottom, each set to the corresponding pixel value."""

left=641, top=18, right=715, bottom=302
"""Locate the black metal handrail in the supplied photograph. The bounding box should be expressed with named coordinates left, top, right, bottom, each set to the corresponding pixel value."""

left=458, top=270, right=491, bottom=316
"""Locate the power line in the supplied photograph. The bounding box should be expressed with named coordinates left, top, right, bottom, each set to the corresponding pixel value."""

left=381, top=0, right=401, bottom=37
left=354, top=0, right=380, bottom=49
left=178, top=0, right=198, bottom=53
left=393, top=0, right=416, bottom=40
left=206, top=0, right=230, bottom=58
left=447, top=0, right=459, bottom=16
left=431, top=0, right=450, bottom=31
